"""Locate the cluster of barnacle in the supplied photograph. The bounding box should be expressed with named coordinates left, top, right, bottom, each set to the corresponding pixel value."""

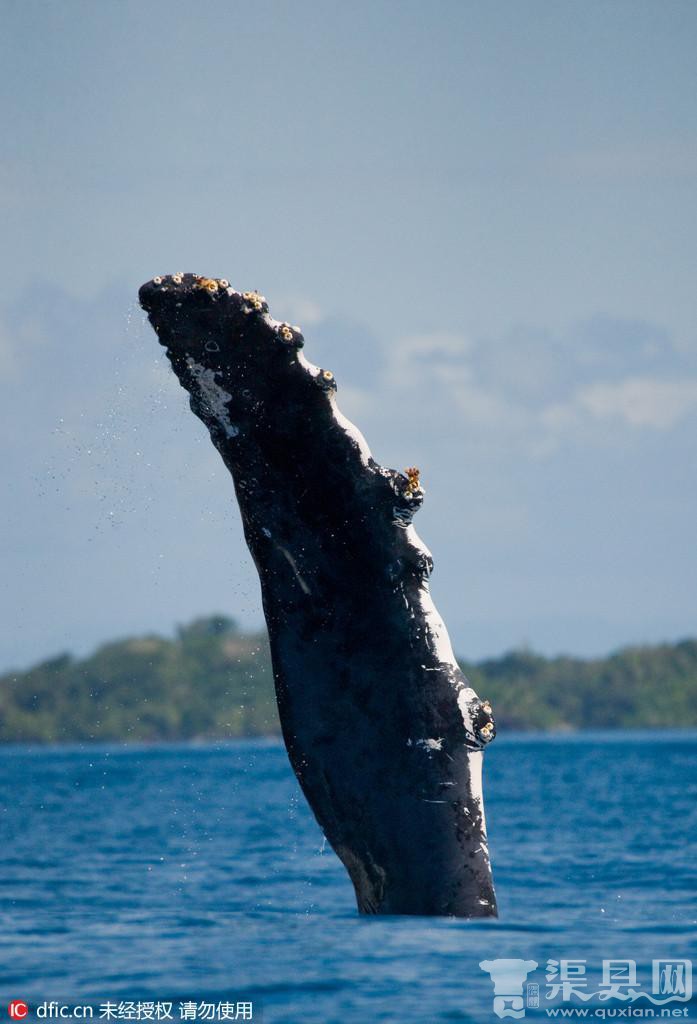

left=478, top=700, right=495, bottom=742
left=194, top=275, right=230, bottom=293
left=276, top=321, right=294, bottom=343
left=404, top=466, right=421, bottom=498
left=150, top=274, right=230, bottom=293
left=242, top=290, right=265, bottom=312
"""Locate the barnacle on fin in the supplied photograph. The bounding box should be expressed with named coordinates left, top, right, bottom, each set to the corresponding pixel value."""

left=242, top=290, right=265, bottom=312
left=194, top=277, right=219, bottom=293
left=404, top=466, right=421, bottom=497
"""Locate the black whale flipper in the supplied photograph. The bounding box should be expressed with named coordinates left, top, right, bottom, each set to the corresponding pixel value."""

left=139, top=273, right=497, bottom=917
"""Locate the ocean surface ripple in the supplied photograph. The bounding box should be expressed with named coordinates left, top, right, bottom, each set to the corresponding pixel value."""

left=1, top=732, right=695, bottom=1022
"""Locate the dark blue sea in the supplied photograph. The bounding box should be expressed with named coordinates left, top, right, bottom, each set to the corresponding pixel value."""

left=1, top=733, right=695, bottom=1022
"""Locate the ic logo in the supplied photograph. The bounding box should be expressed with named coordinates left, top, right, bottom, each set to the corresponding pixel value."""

left=8, top=1003, right=29, bottom=1020
left=480, top=959, right=538, bottom=1019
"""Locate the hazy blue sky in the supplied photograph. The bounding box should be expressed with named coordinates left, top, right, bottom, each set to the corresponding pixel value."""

left=1, top=0, right=696, bottom=670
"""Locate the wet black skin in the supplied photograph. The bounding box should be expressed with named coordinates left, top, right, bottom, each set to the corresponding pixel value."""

left=139, top=274, right=497, bottom=917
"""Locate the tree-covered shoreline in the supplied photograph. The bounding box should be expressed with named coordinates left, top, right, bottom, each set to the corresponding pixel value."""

left=1, top=615, right=695, bottom=742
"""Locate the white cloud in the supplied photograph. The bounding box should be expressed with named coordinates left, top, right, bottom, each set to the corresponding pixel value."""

left=388, top=331, right=474, bottom=390
left=359, top=318, right=697, bottom=458
left=578, top=376, right=697, bottom=429
left=270, top=294, right=324, bottom=328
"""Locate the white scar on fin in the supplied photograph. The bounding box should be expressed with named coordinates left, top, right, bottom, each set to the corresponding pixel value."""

left=277, top=544, right=312, bottom=595
left=296, top=351, right=372, bottom=466
left=296, top=347, right=483, bottom=739
left=468, top=750, right=488, bottom=837
left=415, top=737, right=444, bottom=751
left=404, top=524, right=481, bottom=735
left=186, top=359, right=239, bottom=438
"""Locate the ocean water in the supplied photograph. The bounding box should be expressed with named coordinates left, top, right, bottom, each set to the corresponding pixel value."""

left=1, top=733, right=695, bottom=1022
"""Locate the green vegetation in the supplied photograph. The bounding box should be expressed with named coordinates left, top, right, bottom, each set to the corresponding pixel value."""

left=1, top=615, right=695, bottom=742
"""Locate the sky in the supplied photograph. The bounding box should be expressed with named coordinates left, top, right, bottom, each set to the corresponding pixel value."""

left=1, top=0, right=696, bottom=670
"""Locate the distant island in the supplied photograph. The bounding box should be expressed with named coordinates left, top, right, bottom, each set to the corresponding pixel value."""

left=1, top=615, right=695, bottom=742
